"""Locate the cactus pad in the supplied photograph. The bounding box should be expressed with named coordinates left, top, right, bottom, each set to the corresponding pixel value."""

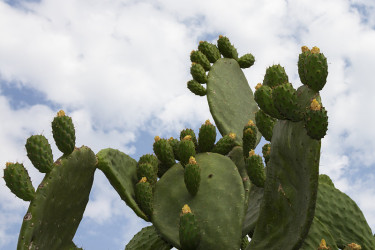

left=153, top=152, right=245, bottom=249
left=17, top=146, right=96, bottom=249
left=125, top=226, right=172, bottom=250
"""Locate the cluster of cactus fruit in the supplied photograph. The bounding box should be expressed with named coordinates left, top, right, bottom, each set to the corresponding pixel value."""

left=3, top=35, right=375, bottom=250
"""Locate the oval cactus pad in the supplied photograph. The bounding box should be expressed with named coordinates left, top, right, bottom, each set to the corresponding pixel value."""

left=96, top=148, right=148, bottom=221
left=17, top=146, right=97, bottom=250
left=207, top=58, right=261, bottom=145
left=153, top=152, right=245, bottom=250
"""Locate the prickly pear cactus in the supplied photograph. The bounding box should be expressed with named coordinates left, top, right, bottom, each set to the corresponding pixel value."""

left=4, top=36, right=375, bottom=250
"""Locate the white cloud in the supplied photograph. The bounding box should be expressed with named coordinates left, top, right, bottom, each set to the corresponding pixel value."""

left=1, top=0, right=375, bottom=248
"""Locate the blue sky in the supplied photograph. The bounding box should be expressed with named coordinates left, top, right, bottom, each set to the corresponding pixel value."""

left=1, top=0, right=375, bottom=249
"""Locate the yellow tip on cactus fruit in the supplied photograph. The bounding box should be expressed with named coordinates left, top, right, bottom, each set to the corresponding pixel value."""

left=311, top=46, right=320, bottom=54
left=154, top=136, right=161, bottom=142
left=57, top=110, right=66, bottom=117
left=249, top=150, right=255, bottom=157
left=168, top=137, right=174, bottom=141
left=219, top=35, right=223, bottom=38
left=245, top=128, right=253, bottom=135
left=347, top=243, right=361, bottom=250
left=301, top=46, right=310, bottom=53
left=183, top=135, right=192, bottom=141
left=182, top=204, right=192, bottom=214
left=5, top=162, right=13, bottom=167
left=229, top=133, right=236, bottom=139
left=205, top=119, right=211, bottom=125
left=189, top=156, right=197, bottom=165
left=247, top=120, right=255, bottom=126
left=139, top=177, right=147, bottom=183
left=255, top=83, right=262, bottom=90
left=318, top=239, right=329, bottom=250
left=310, top=99, right=322, bottom=111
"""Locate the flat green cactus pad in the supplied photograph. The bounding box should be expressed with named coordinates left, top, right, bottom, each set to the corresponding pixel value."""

left=300, top=216, right=338, bottom=250
left=248, top=120, right=321, bottom=250
left=207, top=58, right=261, bottom=145
left=153, top=152, right=245, bottom=250
left=96, top=148, right=148, bottom=221
left=17, top=146, right=97, bottom=250
left=242, top=184, right=264, bottom=237
left=315, top=176, right=375, bottom=249
left=125, top=226, right=172, bottom=250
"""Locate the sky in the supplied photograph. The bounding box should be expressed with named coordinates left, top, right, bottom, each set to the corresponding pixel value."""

left=0, top=0, right=375, bottom=249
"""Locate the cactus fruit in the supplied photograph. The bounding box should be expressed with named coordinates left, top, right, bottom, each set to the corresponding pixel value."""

left=179, top=205, right=201, bottom=250
left=212, top=132, right=238, bottom=155
left=242, top=120, right=257, bottom=158
left=197, top=120, right=216, bottom=152
left=178, top=135, right=196, bottom=166
left=304, top=99, right=329, bottom=140
left=190, top=63, right=208, bottom=83
left=138, top=153, right=159, bottom=176
left=180, top=129, right=198, bottom=149
left=137, top=163, right=157, bottom=187
left=25, top=134, right=54, bottom=173
left=262, top=143, right=271, bottom=165
left=51, top=110, right=75, bottom=155
left=153, top=136, right=175, bottom=169
left=217, top=35, right=238, bottom=59
left=254, top=83, right=284, bottom=119
left=187, top=80, right=206, bottom=96
left=190, top=50, right=211, bottom=71
left=184, top=157, right=201, bottom=196
left=263, top=64, right=289, bottom=88
left=197, top=41, right=221, bottom=63
left=254, top=109, right=276, bottom=141
left=135, top=177, right=153, bottom=219
left=237, top=53, right=255, bottom=69
left=3, top=162, right=35, bottom=201
left=244, top=150, right=265, bottom=188
left=298, top=46, right=328, bottom=92
left=272, top=82, right=302, bottom=121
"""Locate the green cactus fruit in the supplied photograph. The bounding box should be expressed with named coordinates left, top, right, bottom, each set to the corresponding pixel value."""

left=238, top=53, right=255, bottom=69
left=187, top=80, right=206, bottom=96
left=125, top=226, right=172, bottom=250
left=212, top=132, right=238, bottom=155
left=137, top=163, right=157, bottom=187
left=178, top=135, right=196, bottom=166
left=254, top=83, right=284, bottom=119
left=184, top=157, right=201, bottom=196
left=168, top=137, right=181, bottom=161
left=3, top=162, right=35, bottom=201
left=242, top=120, right=257, bottom=158
left=254, top=109, right=276, bottom=141
left=304, top=99, right=329, bottom=140
left=217, top=35, right=238, bottom=59
left=157, top=162, right=170, bottom=179
left=18, top=146, right=97, bottom=249
left=197, top=119, right=216, bottom=152
left=97, top=148, right=148, bottom=221
left=263, top=64, right=289, bottom=88
left=262, top=143, right=271, bottom=165
left=241, top=236, right=250, bottom=250
left=135, top=177, right=153, bottom=219
left=180, top=128, right=198, bottom=150
left=51, top=110, right=75, bottom=155
left=245, top=150, right=265, bottom=188
left=298, top=46, right=311, bottom=85
left=198, top=41, right=221, bottom=63
left=190, top=63, right=208, bottom=83
left=153, top=153, right=244, bottom=249
left=25, top=134, right=54, bottom=173
left=272, top=82, right=303, bottom=121
left=302, top=46, right=328, bottom=92
left=206, top=57, right=261, bottom=146
left=190, top=50, right=211, bottom=71
left=179, top=205, right=201, bottom=250
left=153, top=136, right=175, bottom=169
left=315, top=175, right=375, bottom=249
left=138, top=153, right=159, bottom=177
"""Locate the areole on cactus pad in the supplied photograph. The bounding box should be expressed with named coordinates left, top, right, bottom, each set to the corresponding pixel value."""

left=3, top=36, right=374, bottom=250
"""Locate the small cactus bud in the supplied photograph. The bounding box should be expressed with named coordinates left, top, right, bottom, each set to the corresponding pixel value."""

left=301, top=46, right=310, bottom=53
left=183, top=135, right=192, bottom=141
left=346, top=243, right=361, bottom=250
left=318, top=239, right=329, bottom=250
left=249, top=150, right=255, bottom=157
left=189, top=156, right=197, bottom=165
left=154, top=136, right=161, bottom=142
left=205, top=119, right=211, bottom=125
left=57, top=110, right=66, bottom=117
left=310, top=99, right=321, bottom=111
left=311, top=46, right=320, bottom=54
left=247, top=120, right=255, bottom=126
left=255, top=83, right=262, bottom=90
left=229, top=133, right=236, bottom=139
left=182, top=204, right=192, bottom=214
left=139, top=177, right=147, bottom=183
